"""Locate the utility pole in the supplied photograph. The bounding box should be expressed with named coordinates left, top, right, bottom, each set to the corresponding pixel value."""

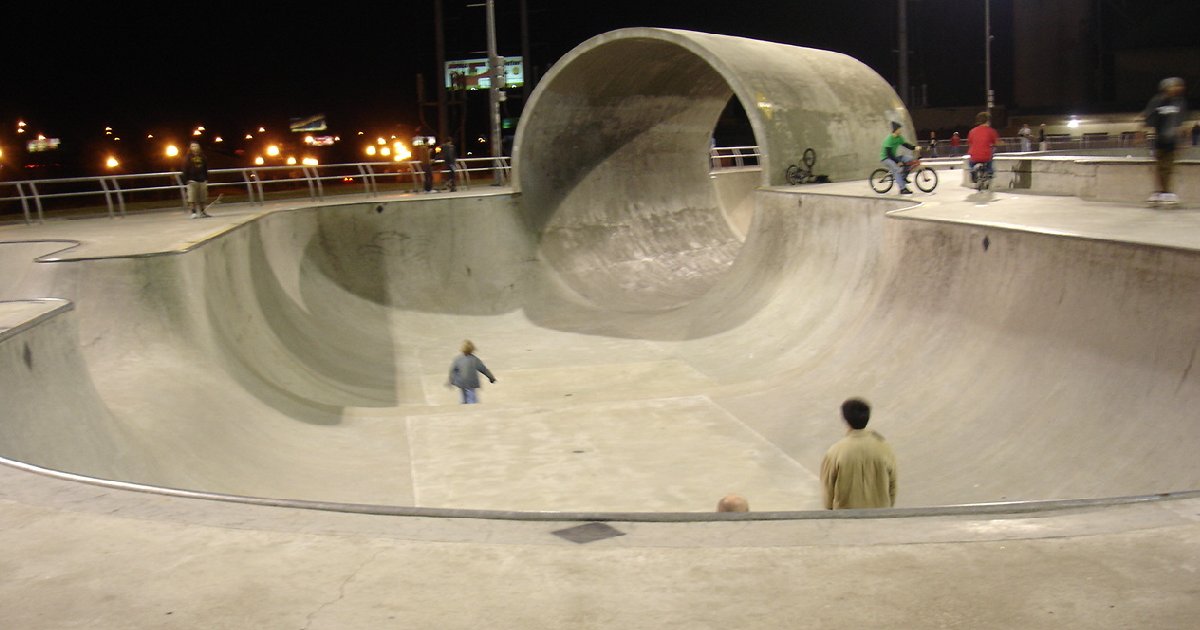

left=485, top=0, right=504, bottom=184
left=520, top=0, right=531, bottom=103
left=435, top=0, right=448, bottom=143
left=898, top=0, right=909, bottom=106
left=985, top=0, right=994, bottom=115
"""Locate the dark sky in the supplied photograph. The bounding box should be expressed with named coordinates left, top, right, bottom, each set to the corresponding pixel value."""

left=6, top=1, right=1008, bottom=140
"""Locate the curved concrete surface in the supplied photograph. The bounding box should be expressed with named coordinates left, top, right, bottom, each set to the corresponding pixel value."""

left=513, top=28, right=908, bottom=309
left=1, top=184, right=1200, bottom=628
left=2, top=182, right=1200, bottom=512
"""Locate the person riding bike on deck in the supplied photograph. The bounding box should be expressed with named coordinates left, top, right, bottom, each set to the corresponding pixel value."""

left=880, top=122, right=917, bottom=195
left=967, top=111, right=1001, bottom=183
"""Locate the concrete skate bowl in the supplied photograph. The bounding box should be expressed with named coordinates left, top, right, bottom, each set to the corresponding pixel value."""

left=1, top=28, right=1200, bottom=518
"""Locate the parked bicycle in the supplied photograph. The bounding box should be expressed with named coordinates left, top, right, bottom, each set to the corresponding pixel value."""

left=869, top=150, right=938, bottom=194
left=784, top=148, right=817, bottom=185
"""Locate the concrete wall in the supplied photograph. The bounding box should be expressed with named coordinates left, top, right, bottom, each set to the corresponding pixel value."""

left=961, top=156, right=1200, bottom=202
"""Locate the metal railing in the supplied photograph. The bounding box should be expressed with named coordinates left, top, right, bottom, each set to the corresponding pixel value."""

left=710, top=145, right=761, bottom=169
left=923, top=133, right=1148, bottom=157
left=0, top=156, right=511, bottom=224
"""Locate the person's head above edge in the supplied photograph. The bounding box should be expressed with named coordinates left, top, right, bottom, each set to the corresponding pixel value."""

left=841, top=398, right=871, bottom=430
left=1160, top=76, right=1185, bottom=97
left=890, top=121, right=903, bottom=136
left=189, top=142, right=201, bottom=153
left=461, top=340, right=475, bottom=355
left=975, top=111, right=991, bottom=126
left=716, top=494, right=750, bottom=512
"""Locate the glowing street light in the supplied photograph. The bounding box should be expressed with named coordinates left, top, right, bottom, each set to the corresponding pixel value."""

left=165, top=145, right=180, bottom=158
left=245, top=133, right=254, bottom=140
left=266, top=145, right=280, bottom=157
left=286, top=156, right=297, bottom=165
left=254, top=156, right=265, bottom=166
left=302, top=157, right=319, bottom=166
left=214, top=136, right=224, bottom=143
left=105, top=156, right=120, bottom=169
left=366, top=145, right=377, bottom=156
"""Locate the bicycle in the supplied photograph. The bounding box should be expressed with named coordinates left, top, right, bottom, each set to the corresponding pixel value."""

left=784, top=147, right=817, bottom=185
left=971, top=162, right=994, bottom=193
left=870, top=153, right=938, bottom=194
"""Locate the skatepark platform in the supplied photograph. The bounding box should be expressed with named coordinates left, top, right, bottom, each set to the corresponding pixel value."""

left=1, top=173, right=1199, bottom=627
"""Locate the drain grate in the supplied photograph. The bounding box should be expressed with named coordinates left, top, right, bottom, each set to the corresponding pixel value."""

left=551, top=522, right=627, bottom=544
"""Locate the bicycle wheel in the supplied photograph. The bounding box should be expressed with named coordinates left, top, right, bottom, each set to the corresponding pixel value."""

left=974, top=167, right=991, bottom=192
left=785, top=164, right=805, bottom=185
left=802, top=147, right=817, bottom=168
left=913, top=166, right=938, bottom=192
left=869, top=168, right=893, bottom=193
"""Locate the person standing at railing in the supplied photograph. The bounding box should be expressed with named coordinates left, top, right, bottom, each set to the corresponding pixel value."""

left=928, top=131, right=938, bottom=157
left=1038, top=123, right=1047, bottom=151
left=181, top=142, right=210, bottom=218
left=417, top=140, right=434, bottom=193
left=1142, top=77, right=1189, bottom=205
left=1018, top=124, right=1033, bottom=152
left=441, top=139, right=458, bottom=192
left=949, top=131, right=961, bottom=156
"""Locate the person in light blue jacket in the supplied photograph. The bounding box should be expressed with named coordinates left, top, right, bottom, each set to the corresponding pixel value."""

left=448, top=340, right=496, bottom=404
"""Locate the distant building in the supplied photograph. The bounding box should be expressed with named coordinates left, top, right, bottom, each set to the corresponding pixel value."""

left=1013, top=0, right=1199, bottom=111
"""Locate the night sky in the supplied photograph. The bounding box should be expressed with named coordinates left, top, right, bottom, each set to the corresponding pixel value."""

left=5, top=1, right=1012, bottom=142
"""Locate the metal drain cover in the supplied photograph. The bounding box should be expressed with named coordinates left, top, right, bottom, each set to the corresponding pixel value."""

left=550, top=522, right=627, bottom=544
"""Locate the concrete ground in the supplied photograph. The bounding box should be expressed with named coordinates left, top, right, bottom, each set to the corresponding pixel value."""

left=1, top=179, right=1199, bottom=628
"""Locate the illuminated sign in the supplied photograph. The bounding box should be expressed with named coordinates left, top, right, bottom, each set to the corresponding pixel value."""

left=304, top=135, right=337, bottom=146
left=27, top=137, right=61, bottom=152
left=445, top=56, right=524, bottom=90
left=290, top=114, right=328, bottom=132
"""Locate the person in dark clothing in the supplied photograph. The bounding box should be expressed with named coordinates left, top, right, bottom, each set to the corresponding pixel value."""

left=448, top=340, right=496, bottom=404
left=419, top=141, right=434, bottom=193
left=181, top=142, right=209, bottom=218
left=441, top=139, right=458, bottom=192
left=1142, top=77, right=1189, bottom=203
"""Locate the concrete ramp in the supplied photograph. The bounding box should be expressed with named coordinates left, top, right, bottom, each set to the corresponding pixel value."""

left=1, top=185, right=1199, bottom=511
left=513, top=28, right=908, bottom=310
left=0, top=28, right=1198, bottom=513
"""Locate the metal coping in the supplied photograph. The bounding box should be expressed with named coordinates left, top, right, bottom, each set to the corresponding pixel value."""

left=3, top=455, right=1197, bottom=523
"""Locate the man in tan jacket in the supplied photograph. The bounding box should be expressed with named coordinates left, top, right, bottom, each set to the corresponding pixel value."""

left=820, top=398, right=897, bottom=510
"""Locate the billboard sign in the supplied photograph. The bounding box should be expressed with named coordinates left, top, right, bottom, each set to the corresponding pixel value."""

left=445, top=57, right=524, bottom=90
left=290, top=114, right=328, bottom=133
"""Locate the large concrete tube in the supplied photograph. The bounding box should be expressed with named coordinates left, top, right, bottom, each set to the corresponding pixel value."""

left=513, top=28, right=909, bottom=312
